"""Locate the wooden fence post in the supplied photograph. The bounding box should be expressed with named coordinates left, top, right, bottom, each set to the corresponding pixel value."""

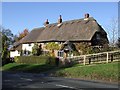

left=106, top=52, right=109, bottom=63
left=84, top=55, right=86, bottom=65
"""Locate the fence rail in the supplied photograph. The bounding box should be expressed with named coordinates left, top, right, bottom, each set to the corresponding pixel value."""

left=66, top=50, right=120, bottom=65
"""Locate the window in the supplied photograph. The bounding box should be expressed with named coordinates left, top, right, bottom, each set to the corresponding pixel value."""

left=29, top=44, right=31, bottom=46
left=24, top=49, right=27, bottom=55
left=18, top=51, right=20, bottom=54
left=96, top=34, right=100, bottom=40
left=58, top=51, right=64, bottom=57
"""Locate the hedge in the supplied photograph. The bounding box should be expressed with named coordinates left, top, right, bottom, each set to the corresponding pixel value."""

left=14, top=56, right=56, bottom=65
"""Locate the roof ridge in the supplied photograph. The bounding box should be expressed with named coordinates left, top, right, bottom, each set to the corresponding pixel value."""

left=32, top=27, right=45, bottom=31
left=33, top=17, right=96, bottom=29
left=47, top=17, right=96, bottom=26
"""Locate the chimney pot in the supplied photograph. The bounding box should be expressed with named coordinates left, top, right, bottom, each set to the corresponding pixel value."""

left=44, top=19, right=49, bottom=26
left=58, top=15, right=62, bottom=23
left=85, top=13, right=89, bottom=18
left=46, top=19, right=49, bottom=24
left=60, top=15, right=62, bottom=19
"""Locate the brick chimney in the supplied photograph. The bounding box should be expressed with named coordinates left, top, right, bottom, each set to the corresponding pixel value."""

left=58, top=15, right=62, bottom=23
left=85, top=13, right=89, bottom=18
left=84, top=13, right=89, bottom=20
left=44, top=19, right=49, bottom=26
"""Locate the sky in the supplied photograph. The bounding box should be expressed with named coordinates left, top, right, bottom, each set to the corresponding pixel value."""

left=1, top=2, right=118, bottom=41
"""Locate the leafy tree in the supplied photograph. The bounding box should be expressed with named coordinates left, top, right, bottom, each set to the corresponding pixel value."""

left=45, top=42, right=60, bottom=57
left=17, top=29, right=29, bottom=41
left=0, top=32, right=2, bottom=53
left=0, top=26, right=14, bottom=65
left=1, top=34, right=10, bottom=65
left=2, top=28, right=14, bottom=46
left=75, top=43, right=93, bottom=55
left=13, top=35, right=19, bottom=42
left=32, top=43, right=42, bottom=56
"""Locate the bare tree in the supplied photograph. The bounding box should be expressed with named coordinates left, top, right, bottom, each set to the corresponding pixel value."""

left=107, top=18, right=118, bottom=47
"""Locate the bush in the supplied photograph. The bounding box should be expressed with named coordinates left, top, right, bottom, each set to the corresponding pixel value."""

left=45, top=57, right=56, bottom=66
left=14, top=56, right=56, bottom=65
left=72, top=51, right=80, bottom=56
left=14, top=56, right=19, bottom=63
left=75, top=43, right=92, bottom=55
left=32, top=43, right=42, bottom=56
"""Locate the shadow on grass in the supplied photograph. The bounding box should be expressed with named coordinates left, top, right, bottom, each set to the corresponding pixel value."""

left=2, top=61, right=119, bottom=83
left=3, top=63, right=59, bottom=73
left=3, top=62, right=78, bottom=75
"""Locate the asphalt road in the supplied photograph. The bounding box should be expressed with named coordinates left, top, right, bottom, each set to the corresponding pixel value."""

left=2, top=71, right=119, bottom=90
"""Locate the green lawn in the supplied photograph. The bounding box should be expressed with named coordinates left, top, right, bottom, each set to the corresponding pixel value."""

left=2, top=63, right=55, bottom=73
left=2, top=61, right=120, bottom=82
left=54, top=62, right=120, bottom=82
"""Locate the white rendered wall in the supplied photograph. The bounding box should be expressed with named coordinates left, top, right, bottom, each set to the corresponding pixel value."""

left=22, top=43, right=34, bottom=52
left=10, top=50, right=20, bottom=58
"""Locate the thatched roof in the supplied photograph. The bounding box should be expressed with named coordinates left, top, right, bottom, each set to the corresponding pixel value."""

left=10, top=38, right=24, bottom=51
left=21, top=27, right=44, bottom=43
left=21, top=17, right=107, bottom=43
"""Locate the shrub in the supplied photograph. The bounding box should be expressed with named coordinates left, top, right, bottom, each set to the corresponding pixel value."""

left=45, top=56, right=56, bottom=66
left=45, top=42, right=60, bottom=50
left=45, top=42, right=60, bottom=57
left=14, top=56, right=56, bottom=65
left=72, top=51, right=80, bottom=56
left=75, top=43, right=92, bottom=55
left=14, top=56, right=19, bottom=63
left=32, top=43, right=42, bottom=56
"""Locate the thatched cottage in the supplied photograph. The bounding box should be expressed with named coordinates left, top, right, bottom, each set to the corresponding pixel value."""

left=10, top=14, right=109, bottom=57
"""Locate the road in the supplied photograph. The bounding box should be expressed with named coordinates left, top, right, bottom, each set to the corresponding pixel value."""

left=2, top=71, right=119, bottom=90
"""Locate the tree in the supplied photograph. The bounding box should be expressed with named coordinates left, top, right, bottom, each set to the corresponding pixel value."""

left=75, top=43, right=93, bottom=55
left=107, top=18, right=118, bottom=47
left=2, top=28, right=14, bottom=46
left=17, top=29, right=29, bottom=41
left=0, top=26, right=14, bottom=65
left=116, top=37, right=120, bottom=48
left=32, top=43, right=42, bottom=56
left=2, top=34, right=10, bottom=65
left=0, top=32, right=2, bottom=53
left=45, top=42, right=60, bottom=57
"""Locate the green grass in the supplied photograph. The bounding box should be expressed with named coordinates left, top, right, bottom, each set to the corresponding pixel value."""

left=2, top=61, right=120, bottom=82
left=2, top=63, right=55, bottom=73
left=54, top=62, right=120, bottom=82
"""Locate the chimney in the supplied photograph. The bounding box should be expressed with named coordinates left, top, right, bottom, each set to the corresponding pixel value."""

left=84, top=13, right=89, bottom=20
left=44, top=19, right=49, bottom=26
left=58, top=15, right=62, bottom=23
left=85, top=13, right=89, bottom=18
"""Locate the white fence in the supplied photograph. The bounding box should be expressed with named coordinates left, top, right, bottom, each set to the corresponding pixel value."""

left=66, top=50, right=120, bottom=65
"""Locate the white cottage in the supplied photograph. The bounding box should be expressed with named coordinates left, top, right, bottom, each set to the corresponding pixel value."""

left=10, top=14, right=109, bottom=57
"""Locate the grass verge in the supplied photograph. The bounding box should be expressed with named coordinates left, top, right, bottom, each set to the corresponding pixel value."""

left=53, top=62, right=120, bottom=83
left=2, top=61, right=120, bottom=82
